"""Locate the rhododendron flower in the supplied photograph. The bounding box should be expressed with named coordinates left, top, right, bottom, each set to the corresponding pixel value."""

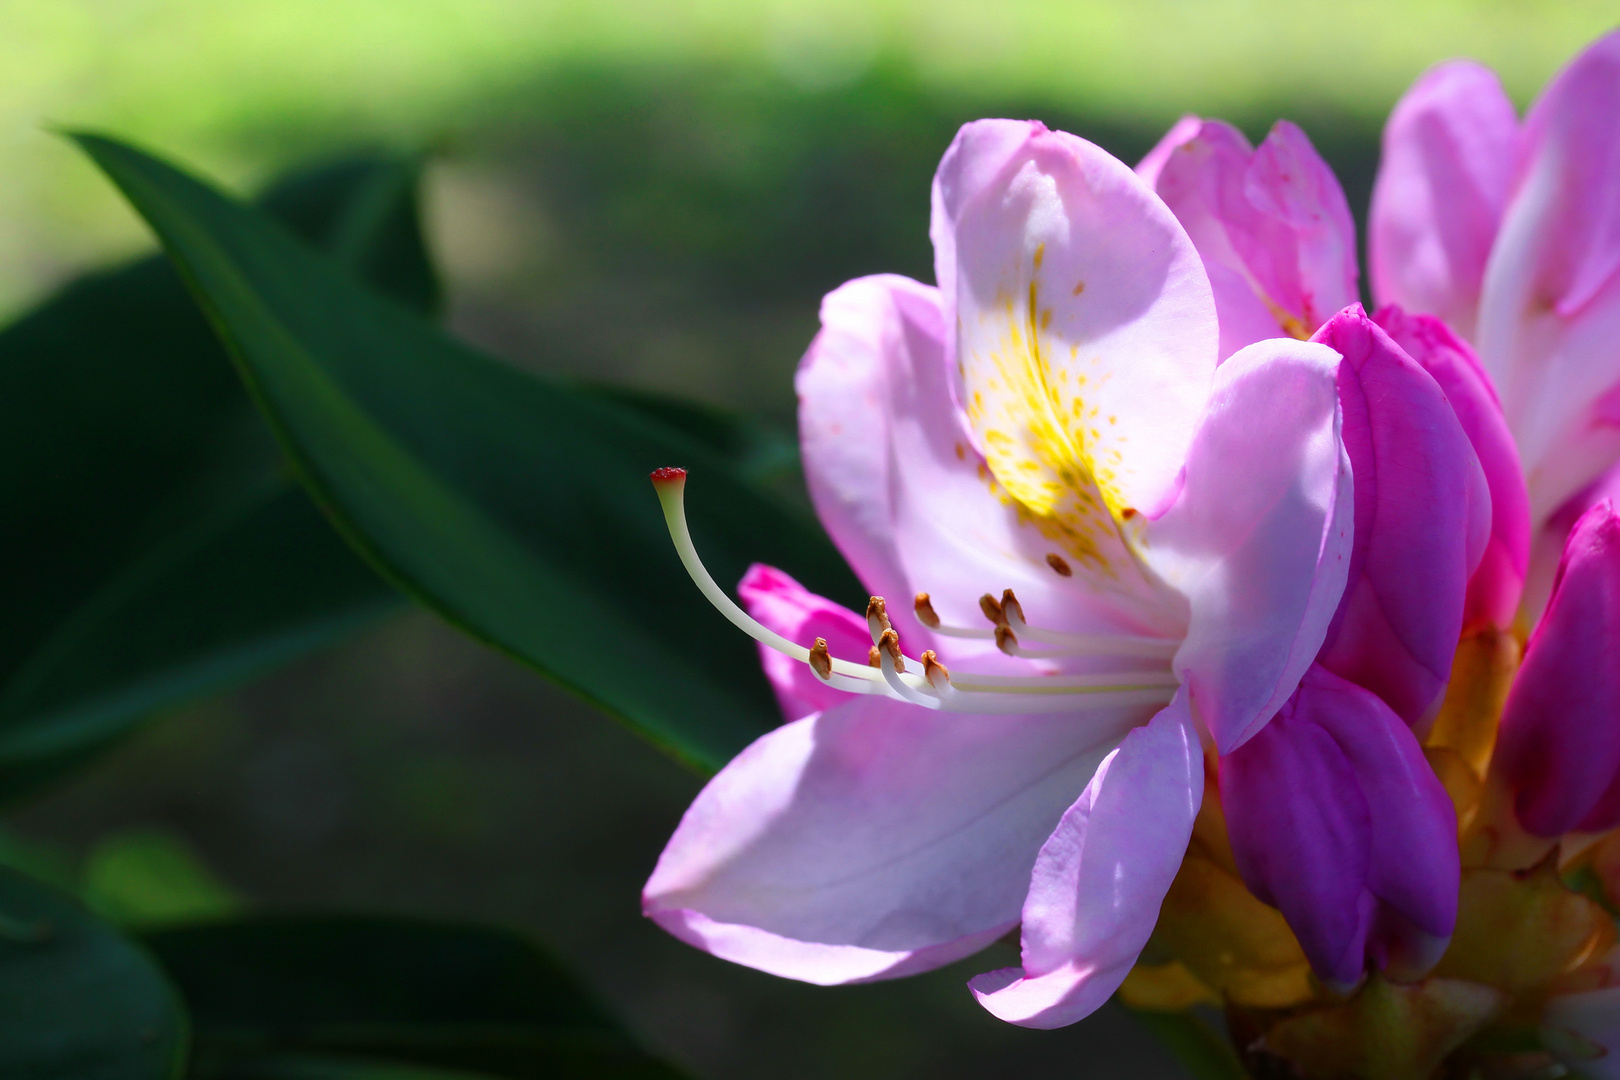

left=642, top=118, right=1359, bottom=1028
left=1137, top=116, right=1359, bottom=358
left=1370, top=31, right=1620, bottom=571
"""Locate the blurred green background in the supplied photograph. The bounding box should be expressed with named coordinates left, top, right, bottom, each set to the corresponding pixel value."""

left=3, top=2, right=1615, bottom=1078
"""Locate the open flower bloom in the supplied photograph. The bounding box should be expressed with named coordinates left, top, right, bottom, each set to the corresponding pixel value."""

left=643, top=118, right=1362, bottom=1029
left=1137, top=116, right=1359, bottom=358
left=1370, top=31, right=1620, bottom=592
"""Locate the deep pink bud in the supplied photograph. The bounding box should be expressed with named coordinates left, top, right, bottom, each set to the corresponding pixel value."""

left=1374, top=305, right=1530, bottom=631
left=1497, top=501, right=1620, bottom=835
left=1221, top=664, right=1458, bottom=984
left=1311, top=307, right=1491, bottom=726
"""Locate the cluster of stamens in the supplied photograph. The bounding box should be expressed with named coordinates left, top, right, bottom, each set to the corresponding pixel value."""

left=651, top=467, right=1181, bottom=716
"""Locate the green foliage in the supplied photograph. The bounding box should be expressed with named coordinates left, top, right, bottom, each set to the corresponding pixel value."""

left=1125, top=1007, right=1248, bottom=1080
left=0, top=865, right=188, bottom=1079
left=0, top=154, right=443, bottom=806
left=74, top=132, right=863, bottom=773
left=81, top=829, right=242, bottom=927
left=144, top=915, right=689, bottom=1079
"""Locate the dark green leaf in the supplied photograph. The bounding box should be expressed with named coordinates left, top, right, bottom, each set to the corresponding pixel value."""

left=0, top=865, right=187, bottom=1079
left=578, top=382, right=800, bottom=487
left=1125, top=1006, right=1248, bottom=1080
left=144, top=915, right=688, bottom=1080
left=203, top=1056, right=501, bottom=1080
left=0, top=153, right=437, bottom=804
left=75, top=133, right=863, bottom=772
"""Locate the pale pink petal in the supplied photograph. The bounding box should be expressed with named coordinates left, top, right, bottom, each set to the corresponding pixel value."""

left=1312, top=308, right=1491, bottom=727
left=970, top=694, right=1202, bottom=1028
left=738, top=564, right=872, bottom=722
left=644, top=694, right=1144, bottom=985
left=1134, top=113, right=1202, bottom=187
left=1151, top=118, right=1293, bottom=358
left=1369, top=60, right=1518, bottom=339
left=931, top=119, right=1217, bottom=632
left=1145, top=337, right=1353, bottom=753
left=796, top=275, right=931, bottom=613
left=1477, top=31, right=1620, bottom=524
left=1242, top=121, right=1360, bottom=331
left=1497, top=501, right=1620, bottom=836
left=930, top=117, right=1035, bottom=346
left=1517, top=30, right=1620, bottom=317
left=1151, top=119, right=1356, bottom=354
left=796, top=271, right=1157, bottom=648
left=1375, top=305, right=1530, bottom=630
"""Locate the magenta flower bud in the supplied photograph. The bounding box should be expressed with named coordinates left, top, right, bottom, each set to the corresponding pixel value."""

left=1497, top=500, right=1620, bottom=836
left=1221, top=664, right=1458, bottom=985
left=1309, top=307, right=1492, bottom=729
left=1374, top=305, right=1530, bottom=632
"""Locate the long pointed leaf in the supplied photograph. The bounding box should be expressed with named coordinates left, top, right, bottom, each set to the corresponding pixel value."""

left=0, top=155, right=440, bottom=803
left=75, top=133, right=862, bottom=772
left=144, top=915, right=688, bottom=1079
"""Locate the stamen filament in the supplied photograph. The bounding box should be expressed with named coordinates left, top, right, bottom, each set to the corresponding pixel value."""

left=650, top=469, right=1181, bottom=716
left=652, top=468, right=891, bottom=686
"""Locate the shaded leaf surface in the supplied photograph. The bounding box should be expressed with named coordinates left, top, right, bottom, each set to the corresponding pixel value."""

left=0, top=865, right=187, bottom=1079
left=77, top=133, right=862, bottom=771
left=1125, top=1007, right=1248, bottom=1080
left=144, top=915, right=688, bottom=1080
left=0, top=155, right=440, bottom=803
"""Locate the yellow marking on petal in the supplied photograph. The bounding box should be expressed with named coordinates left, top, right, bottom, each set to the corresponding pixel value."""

left=960, top=274, right=1143, bottom=576
left=1032, top=242, right=1044, bottom=270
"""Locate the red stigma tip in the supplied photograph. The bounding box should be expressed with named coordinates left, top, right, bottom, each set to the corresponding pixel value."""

left=650, top=466, right=688, bottom=484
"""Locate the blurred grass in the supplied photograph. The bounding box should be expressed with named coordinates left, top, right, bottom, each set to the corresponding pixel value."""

left=2, top=0, right=1616, bottom=320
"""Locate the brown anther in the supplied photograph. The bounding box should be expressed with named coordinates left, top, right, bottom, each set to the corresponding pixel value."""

left=914, top=592, right=941, bottom=628
left=1045, top=553, right=1073, bottom=577
left=878, top=628, right=906, bottom=673
left=808, top=638, right=832, bottom=681
left=1000, top=589, right=1026, bottom=627
left=868, top=645, right=882, bottom=667
left=921, top=649, right=951, bottom=686
left=866, top=596, right=893, bottom=638
left=979, top=592, right=1007, bottom=626
left=995, top=624, right=1019, bottom=655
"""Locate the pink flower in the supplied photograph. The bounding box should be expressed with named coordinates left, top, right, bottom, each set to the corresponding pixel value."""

left=1370, top=32, right=1620, bottom=562
left=642, top=119, right=1357, bottom=1028
left=1137, top=116, right=1359, bottom=358
left=1496, top=500, right=1620, bottom=837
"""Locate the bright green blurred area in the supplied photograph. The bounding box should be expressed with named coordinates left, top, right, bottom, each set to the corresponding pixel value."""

left=5, top=7, right=1619, bottom=1079
left=3, top=0, right=1616, bottom=321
